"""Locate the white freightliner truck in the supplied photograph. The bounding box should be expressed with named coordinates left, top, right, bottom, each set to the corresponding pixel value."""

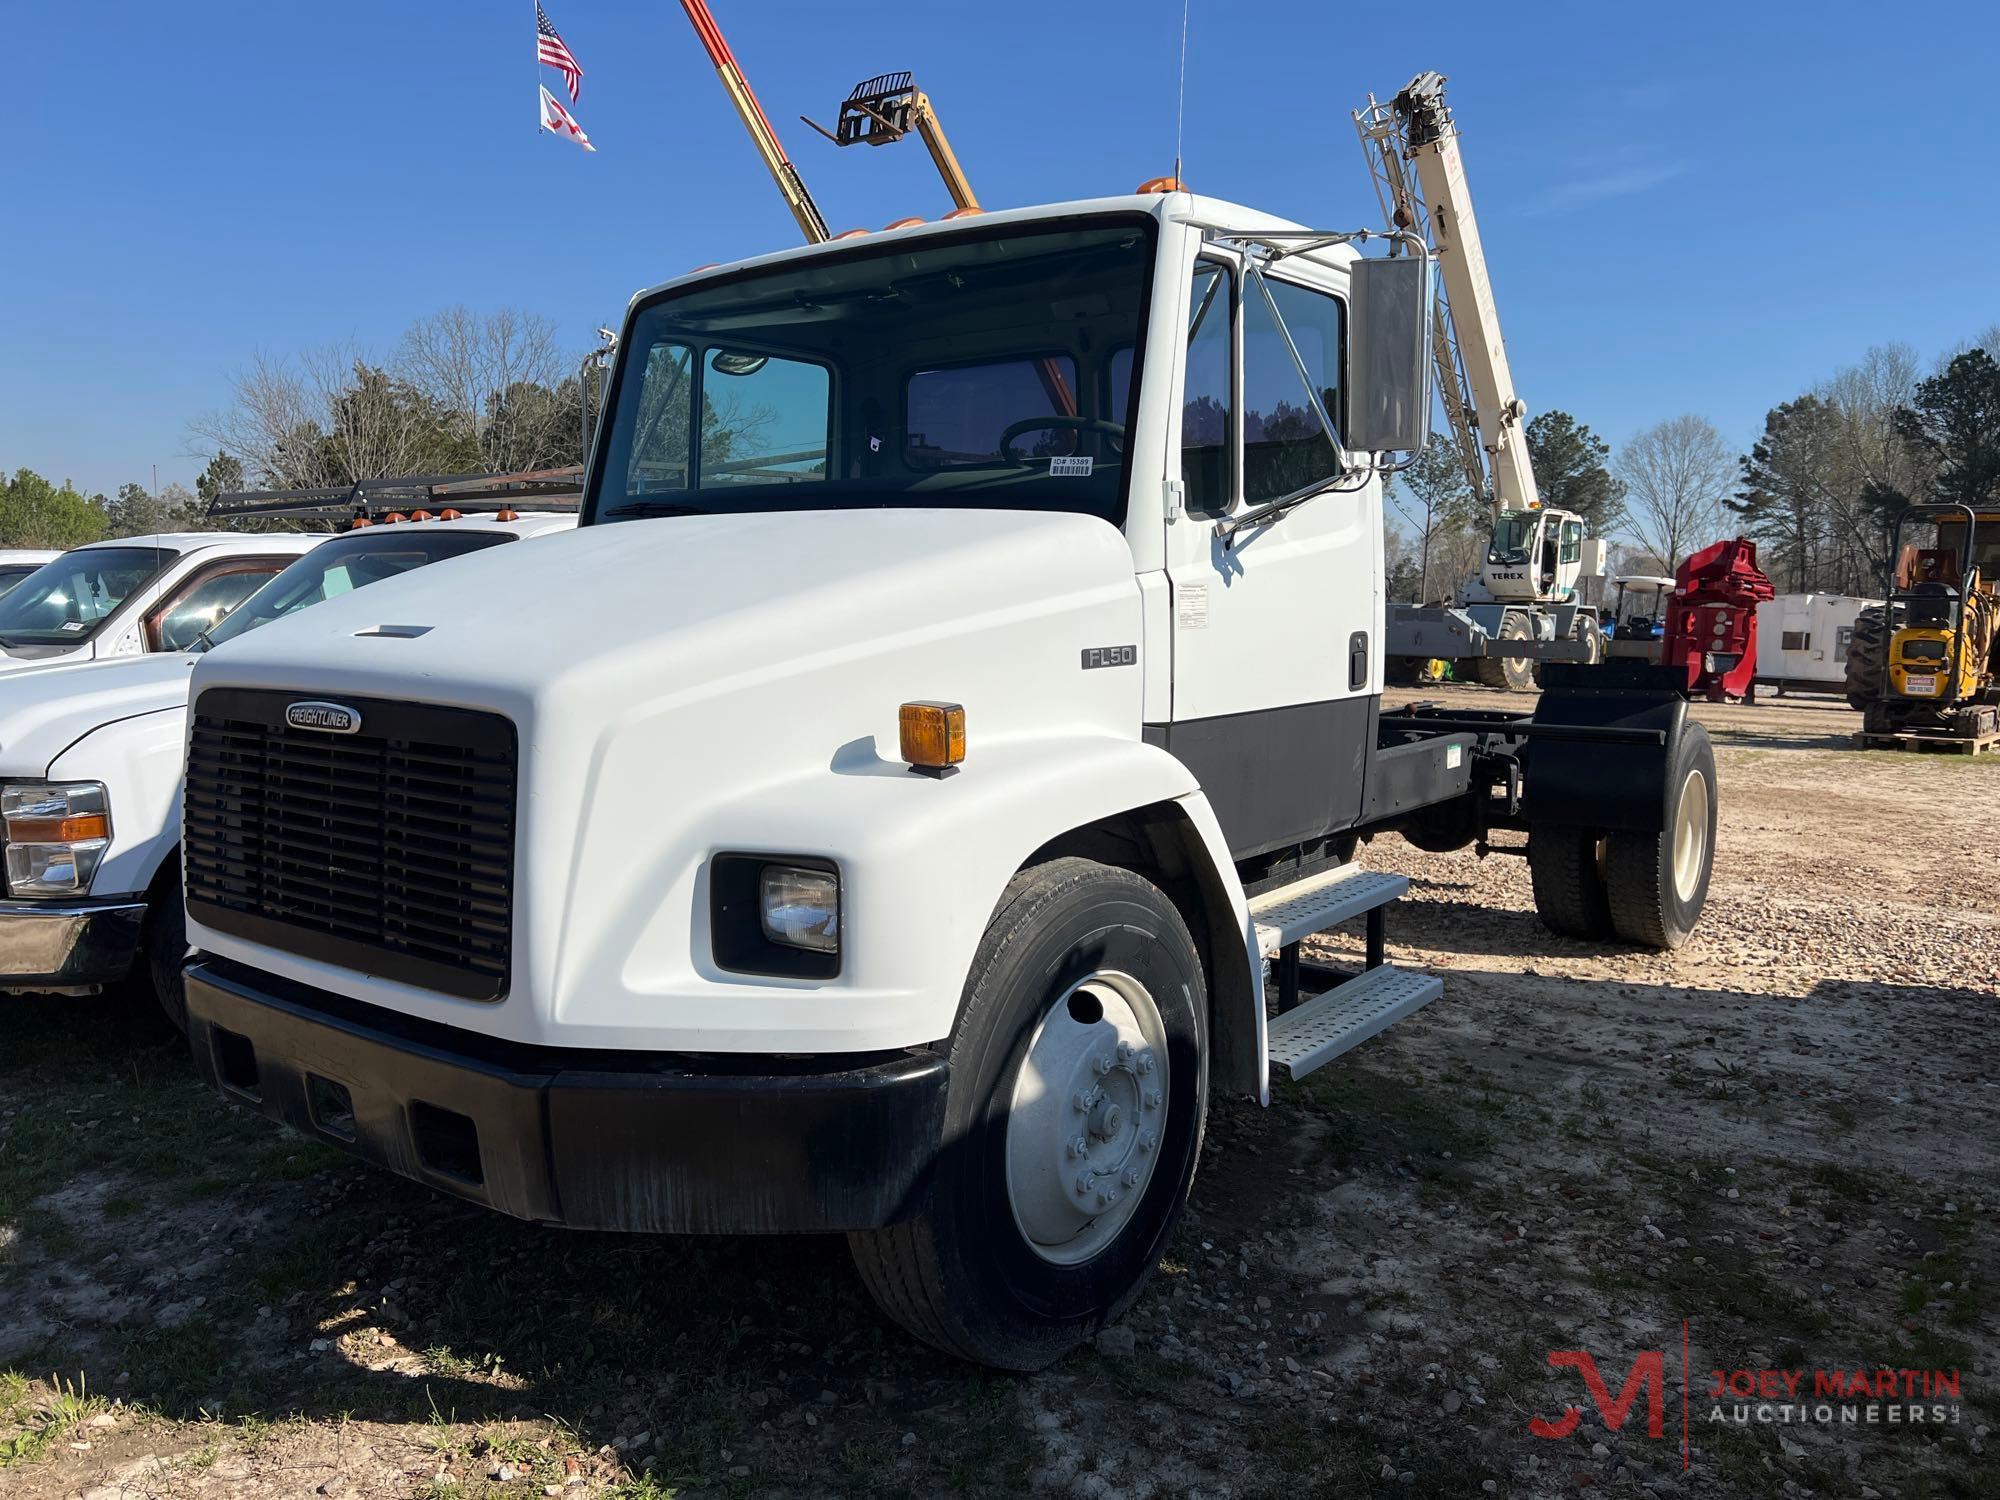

left=0, top=487, right=576, bottom=1016
left=180, top=189, right=1717, bottom=1369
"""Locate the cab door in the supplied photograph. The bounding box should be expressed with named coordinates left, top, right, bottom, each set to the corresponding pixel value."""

left=1154, top=254, right=1381, bottom=860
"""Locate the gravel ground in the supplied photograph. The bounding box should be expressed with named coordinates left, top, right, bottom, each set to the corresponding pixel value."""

left=1, top=684, right=1995, bottom=1499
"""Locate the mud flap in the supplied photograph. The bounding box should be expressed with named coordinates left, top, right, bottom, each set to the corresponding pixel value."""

left=1524, top=662, right=1687, bottom=834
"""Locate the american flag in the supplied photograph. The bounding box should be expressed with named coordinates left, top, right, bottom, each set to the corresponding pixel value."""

left=536, top=3, right=583, bottom=103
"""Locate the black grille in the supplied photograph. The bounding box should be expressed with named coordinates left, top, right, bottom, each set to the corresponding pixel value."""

left=185, top=688, right=518, bottom=1001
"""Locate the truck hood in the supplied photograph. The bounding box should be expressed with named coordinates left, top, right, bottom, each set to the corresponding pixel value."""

left=0, top=653, right=194, bottom=774
left=188, top=507, right=1141, bottom=713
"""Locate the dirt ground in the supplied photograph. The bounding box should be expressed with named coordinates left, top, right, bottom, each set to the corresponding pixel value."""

left=2, top=685, right=1996, bottom=1499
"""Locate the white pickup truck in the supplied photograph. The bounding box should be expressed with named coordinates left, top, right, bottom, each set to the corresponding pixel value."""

left=0, top=511, right=574, bottom=1017
left=0, top=533, right=327, bottom=673
left=182, top=193, right=1717, bottom=1369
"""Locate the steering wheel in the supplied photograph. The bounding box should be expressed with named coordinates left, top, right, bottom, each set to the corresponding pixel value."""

left=997, top=416, right=1127, bottom=466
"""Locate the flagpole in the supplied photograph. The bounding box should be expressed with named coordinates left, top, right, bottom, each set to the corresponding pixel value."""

left=533, top=0, right=543, bottom=133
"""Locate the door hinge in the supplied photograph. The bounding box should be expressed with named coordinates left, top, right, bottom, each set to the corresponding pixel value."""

left=1163, top=478, right=1184, bottom=523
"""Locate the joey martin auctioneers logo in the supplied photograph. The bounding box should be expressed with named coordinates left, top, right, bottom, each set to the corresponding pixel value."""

left=1527, top=1324, right=1965, bottom=1472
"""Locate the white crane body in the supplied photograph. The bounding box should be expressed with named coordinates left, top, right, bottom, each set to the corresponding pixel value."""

left=1358, top=74, right=1606, bottom=686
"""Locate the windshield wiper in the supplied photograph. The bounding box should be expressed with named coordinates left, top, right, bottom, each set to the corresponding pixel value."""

left=604, top=500, right=710, bottom=519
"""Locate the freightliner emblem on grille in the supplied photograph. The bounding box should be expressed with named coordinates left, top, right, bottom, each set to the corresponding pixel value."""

left=284, top=700, right=363, bottom=734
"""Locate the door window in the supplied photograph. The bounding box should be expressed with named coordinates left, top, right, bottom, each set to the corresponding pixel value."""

left=1180, top=262, right=1232, bottom=518
left=1560, top=520, right=1583, bottom=564
left=148, top=562, right=288, bottom=651
left=1243, top=276, right=1346, bottom=504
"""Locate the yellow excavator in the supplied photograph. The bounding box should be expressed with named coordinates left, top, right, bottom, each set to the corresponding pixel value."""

left=1849, top=503, right=2000, bottom=752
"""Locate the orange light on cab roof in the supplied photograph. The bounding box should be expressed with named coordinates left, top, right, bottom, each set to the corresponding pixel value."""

left=899, top=701, right=965, bottom=777
left=9, top=813, right=109, bottom=843
left=438, top=508, right=462, bottom=520
left=1136, top=175, right=1185, bottom=193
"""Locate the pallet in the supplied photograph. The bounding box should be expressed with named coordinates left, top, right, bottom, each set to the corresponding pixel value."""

left=1855, top=729, right=2000, bottom=756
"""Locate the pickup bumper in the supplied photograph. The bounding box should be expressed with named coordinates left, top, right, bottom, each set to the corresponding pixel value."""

left=0, top=897, right=147, bottom=991
left=184, top=959, right=948, bottom=1234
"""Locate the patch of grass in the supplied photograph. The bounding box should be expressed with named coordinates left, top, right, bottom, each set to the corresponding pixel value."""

left=0, top=1373, right=107, bottom=1467
left=100, top=1194, right=143, bottom=1219
left=1809, top=1160, right=1873, bottom=1202
left=113, top=1317, right=236, bottom=1419
left=1289, top=1062, right=1493, bottom=1179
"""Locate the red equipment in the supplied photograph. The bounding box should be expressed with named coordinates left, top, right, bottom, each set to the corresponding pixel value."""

left=1662, top=538, right=1775, bottom=702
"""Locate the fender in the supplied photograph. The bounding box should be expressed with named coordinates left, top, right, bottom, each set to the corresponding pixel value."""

left=553, top=732, right=1265, bottom=1058
left=45, top=705, right=190, bottom=898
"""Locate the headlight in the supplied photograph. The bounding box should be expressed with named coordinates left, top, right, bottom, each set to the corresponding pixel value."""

left=3, top=781, right=111, bottom=896
left=760, top=864, right=840, bottom=953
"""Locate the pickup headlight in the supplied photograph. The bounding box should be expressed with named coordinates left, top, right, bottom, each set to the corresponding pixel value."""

left=3, top=782, right=112, bottom=896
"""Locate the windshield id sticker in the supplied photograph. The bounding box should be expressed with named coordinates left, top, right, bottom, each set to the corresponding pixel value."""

left=1048, top=456, right=1094, bottom=477
left=59, top=620, right=88, bottom=632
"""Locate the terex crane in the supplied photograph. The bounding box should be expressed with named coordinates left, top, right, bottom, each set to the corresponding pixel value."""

left=1357, top=73, right=1606, bottom=690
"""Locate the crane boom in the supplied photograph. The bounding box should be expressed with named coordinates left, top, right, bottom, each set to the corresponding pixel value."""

left=679, top=0, right=830, bottom=244
left=1356, top=72, right=1538, bottom=513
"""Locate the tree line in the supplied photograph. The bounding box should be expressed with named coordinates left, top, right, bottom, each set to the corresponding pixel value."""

left=1, top=308, right=598, bottom=547
left=1387, top=323, right=2000, bottom=602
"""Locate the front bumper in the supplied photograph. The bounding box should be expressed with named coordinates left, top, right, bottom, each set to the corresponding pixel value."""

left=184, top=959, right=949, bottom=1234
left=0, top=897, right=147, bottom=990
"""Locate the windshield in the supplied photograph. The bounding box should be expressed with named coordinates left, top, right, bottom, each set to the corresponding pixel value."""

left=1932, top=519, right=2000, bottom=582
left=586, top=216, right=1157, bottom=528
left=198, top=528, right=516, bottom=651
left=0, top=546, right=179, bottom=648
left=1487, top=512, right=1535, bottom=567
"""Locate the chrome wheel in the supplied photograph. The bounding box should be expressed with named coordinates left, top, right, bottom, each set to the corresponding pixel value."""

left=1004, top=970, right=1170, bottom=1266
left=1672, top=766, right=1710, bottom=904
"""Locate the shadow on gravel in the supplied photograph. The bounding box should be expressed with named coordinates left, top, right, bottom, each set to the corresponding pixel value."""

left=0, top=994, right=1059, bottom=1492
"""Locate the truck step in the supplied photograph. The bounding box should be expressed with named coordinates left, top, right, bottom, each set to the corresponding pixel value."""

left=1266, top=963, right=1444, bottom=1081
left=1249, top=865, right=1409, bottom=959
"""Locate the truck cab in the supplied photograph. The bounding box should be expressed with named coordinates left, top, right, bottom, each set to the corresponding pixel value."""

left=180, top=193, right=1716, bottom=1369
left=0, top=533, right=324, bottom=673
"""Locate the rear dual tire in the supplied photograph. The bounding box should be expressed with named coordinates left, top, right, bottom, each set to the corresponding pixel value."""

left=1528, top=722, right=1717, bottom=950
left=849, top=858, right=1207, bottom=1372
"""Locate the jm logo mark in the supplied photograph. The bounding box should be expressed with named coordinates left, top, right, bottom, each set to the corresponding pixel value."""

left=1529, top=1350, right=1667, bottom=1440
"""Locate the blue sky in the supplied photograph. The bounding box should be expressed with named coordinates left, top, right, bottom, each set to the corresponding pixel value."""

left=5, top=0, right=1996, bottom=498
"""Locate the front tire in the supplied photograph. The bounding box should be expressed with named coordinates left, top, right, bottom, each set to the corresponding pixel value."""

left=1845, top=604, right=1888, bottom=710
left=1473, top=612, right=1537, bottom=691
left=848, top=858, right=1208, bottom=1371
left=142, top=856, right=190, bottom=1033
left=1604, top=723, right=1718, bottom=948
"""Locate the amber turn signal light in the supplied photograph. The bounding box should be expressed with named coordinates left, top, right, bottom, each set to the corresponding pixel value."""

left=899, top=701, right=965, bottom=776
left=7, top=813, right=110, bottom=843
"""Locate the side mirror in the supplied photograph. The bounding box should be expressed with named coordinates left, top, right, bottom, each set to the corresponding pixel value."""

left=1347, top=255, right=1434, bottom=455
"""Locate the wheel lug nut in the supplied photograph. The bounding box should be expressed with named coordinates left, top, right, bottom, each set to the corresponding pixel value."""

left=1139, top=1131, right=1158, bottom=1153
left=1121, top=1167, right=1141, bottom=1187
left=1067, top=1135, right=1088, bottom=1159
left=1145, top=1090, right=1163, bottom=1109
left=1116, top=1040, right=1134, bottom=1061
left=1136, top=1051, right=1156, bottom=1075
left=1075, top=1173, right=1093, bottom=1196
left=1072, top=1091, right=1090, bottom=1113
left=1092, top=1054, right=1113, bottom=1076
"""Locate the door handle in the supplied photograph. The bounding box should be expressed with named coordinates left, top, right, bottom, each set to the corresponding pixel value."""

left=1349, top=630, right=1369, bottom=690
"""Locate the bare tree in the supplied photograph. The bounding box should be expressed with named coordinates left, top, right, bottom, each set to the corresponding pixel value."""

left=398, top=307, right=573, bottom=472
left=1615, top=415, right=1734, bottom=571
left=189, top=344, right=465, bottom=489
